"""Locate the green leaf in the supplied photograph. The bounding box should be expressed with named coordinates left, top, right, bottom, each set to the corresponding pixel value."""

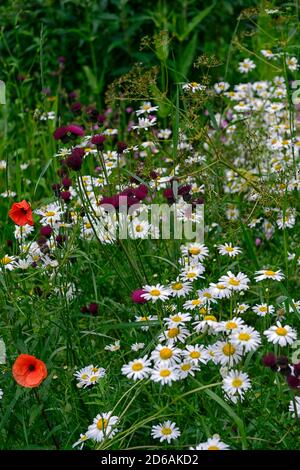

left=0, top=80, right=5, bottom=104
left=83, top=66, right=100, bottom=94
left=204, top=387, right=248, bottom=449
left=0, top=338, right=6, bottom=364
left=177, top=33, right=198, bottom=79
left=178, top=2, right=216, bottom=41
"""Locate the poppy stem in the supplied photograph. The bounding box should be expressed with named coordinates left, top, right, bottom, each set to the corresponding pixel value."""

left=33, top=389, right=60, bottom=450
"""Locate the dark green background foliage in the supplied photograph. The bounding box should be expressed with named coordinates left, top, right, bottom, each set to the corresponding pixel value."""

left=0, top=0, right=258, bottom=101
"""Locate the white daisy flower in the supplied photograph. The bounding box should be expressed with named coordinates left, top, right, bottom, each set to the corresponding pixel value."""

left=151, top=344, right=182, bottom=366
left=264, top=321, right=297, bottom=347
left=234, top=303, right=250, bottom=315
left=157, top=128, right=172, bottom=139
left=169, top=280, right=193, bottom=298
left=141, top=284, right=171, bottom=302
left=209, top=282, right=232, bottom=299
left=192, top=435, right=230, bottom=450
left=238, top=58, right=256, bottom=73
left=163, top=312, right=192, bottom=327
left=286, top=56, right=299, bottom=71
left=218, top=243, right=242, bottom=257
left=158, top=325, right=190, bottom=344
left=151, top=421, right=181, bottom=443
left=104, top=340, right=121, bottom=352
left=182, top=82, right=206, bottom=93
left=182, top=344, right=208, bottom=364
left=193, top=315, right=219, bottom=334
left=86, top=412, right=119, bottom=442
left=103, top=128, right=118, bottom=135
left=213, top=341, right=243, bottom=366
left=74, top=365, right=106, bottom=389
left=289, top=397, right=300, bottom=418
left=150, top=365, right=179, bottom=385
left=179, top=264, right=205, bottom=281
left=176, top=360, right=200, bottom=379
left=72, top=434, right=89, bottom=449
left=231, top=326, right=261, bottom=352
left=254, top=269, right=284, bottom=282
left=131, top=342, right=145, bottom=352
left=215, top=317, right=245, bottom=334
left=253, top=303, right=275, bottom=317
left=214, top=82, right=230, bottom=94
left=121, top=355, right=152, bottom=380
left=260, top=49, right=275, bottom=59
left=134, top=315, right=158, bottom=331
left=180, top=243, right=209, bottom=261
left=136, top=102, right=159, bottom=116
left=0, top=255, right=17, bottom=271
left=222, top=370, right=251, bottom=400
left=132, top=117, right=157, bottom=131
left=219, top=271, right=250, bottom=291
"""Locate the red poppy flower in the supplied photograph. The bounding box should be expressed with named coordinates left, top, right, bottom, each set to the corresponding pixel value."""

left=12, top=354, right=47, bottom=388
left=8, top=200, right=34, bottom=226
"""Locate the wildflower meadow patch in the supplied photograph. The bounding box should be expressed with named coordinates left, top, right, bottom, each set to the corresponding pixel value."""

left=1, top=0, right=300, bottom=454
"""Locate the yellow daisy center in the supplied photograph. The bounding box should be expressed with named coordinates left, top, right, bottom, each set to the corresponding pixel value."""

left=259, top=306, right=268, bottom=312
left=207, top=446, right=220, bottom=450
left=222, top=343, right=236, bottom=356
left=203, top=292, right=212, bottom=298
left=132, top=362, right=143, bottom=371
left=167, top=328, right=180, bottom=339
left=96, top=418, right=109, bottom=430
left=46, top=211, right=55, bottom=217
left=192, top=299, right=201, bottom=306
left=159, top=347, right=173, bottom=360
left=181, top=363, right=191, bottom=371
left=172, top=282, right=183, bottom=291
left=238, top=333, right=251, bottom=341
left=150, top=289, right=161, bottom=296
left=232, top=378, right=243, bottom=388
left=217, top=284, right=226, bottom=290
left=171, top=315, right=182, bottom=323
left=229, top=278, right=240, bottom=286
left=161, top=427, right=172, bottom=435
left=226, top=321, right=238, bottom=330
left=189, top=247, right=201, bottom=255
left=160, top=369, right=171, bottom=377
left=264, top=270, right=276, bottom=276
left=276, top=327, right=287, bottom=336
left=190, top=351, right=200, bottom=359
left=186, top=272, right=196, bottom=278
left=135, top=224, right=143, bottom=232
left=225, top=246, right=234, bottom=252
left=204, top=315, right=217, bottom=322
left=1, top=256, right=12, bottom=265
